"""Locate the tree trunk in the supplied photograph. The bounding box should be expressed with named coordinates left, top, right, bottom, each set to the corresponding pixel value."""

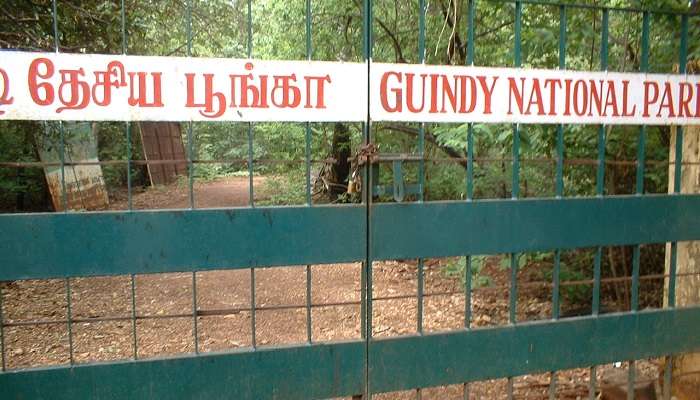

left=664, top=121, right=700, bottom=400
left=328, top=122, right=351, bottom=201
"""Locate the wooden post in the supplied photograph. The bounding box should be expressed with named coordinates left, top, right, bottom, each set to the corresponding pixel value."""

left=664, top=61, right=700, bottom=400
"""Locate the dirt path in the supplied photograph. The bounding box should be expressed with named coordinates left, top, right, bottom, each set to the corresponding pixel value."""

left=2, top=178, right=659, bottom=399
left=109, top=175, right=269, bottom=210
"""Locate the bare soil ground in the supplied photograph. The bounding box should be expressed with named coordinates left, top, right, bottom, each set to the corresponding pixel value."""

left=2, top=177, right=661, bottom=399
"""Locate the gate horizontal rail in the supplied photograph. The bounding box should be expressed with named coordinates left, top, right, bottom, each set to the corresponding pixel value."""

left=3, top=195, right=700, bottom=280
left=2, top=308, right=699, bottom=399
left=2, top=0, right=700, bottom=398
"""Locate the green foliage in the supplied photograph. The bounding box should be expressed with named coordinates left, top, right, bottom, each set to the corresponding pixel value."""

left=0, top=0, right=694, bottom=314
left=444, top=256, right=492, bottom=288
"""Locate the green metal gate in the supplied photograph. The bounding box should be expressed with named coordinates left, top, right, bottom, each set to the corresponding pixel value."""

left=1, top=0, right=700, bottom=399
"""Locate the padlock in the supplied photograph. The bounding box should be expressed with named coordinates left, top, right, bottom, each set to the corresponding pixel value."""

left=347, top=170, right=360, bottom=194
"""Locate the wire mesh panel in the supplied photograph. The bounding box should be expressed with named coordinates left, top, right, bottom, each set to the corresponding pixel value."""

left=1, top=1, right=700, bottom=400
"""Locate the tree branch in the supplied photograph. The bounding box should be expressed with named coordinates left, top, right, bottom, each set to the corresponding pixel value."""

left=380, top=123, right=467, bottom=169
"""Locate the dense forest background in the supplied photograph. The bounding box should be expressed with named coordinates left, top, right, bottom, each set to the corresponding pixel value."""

left=0, top=0, right=698, bottom=312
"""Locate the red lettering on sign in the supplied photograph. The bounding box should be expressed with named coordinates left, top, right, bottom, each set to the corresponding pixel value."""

left=128, top=72, right=164, bottom=108
left=28, top=58, right=55, bottom=106
left=0, top=68, right=14, bottom=115
left=643, top=81, right=659, bottom=117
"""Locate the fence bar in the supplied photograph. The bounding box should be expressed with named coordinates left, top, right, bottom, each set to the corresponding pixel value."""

left=185, top=0, right=195, bottom=209
left=589, top=366, right=597, bottom=400
left=306, top=265, right=312, bottom=344
left=50, top=1, right=68, bottom=212
left=549, top=372, right=557, bottom=400
left=590, top=10, right=609, bottom=398
left=509, top=0, right=522, bottom=330
left=304, top=0, right=313, bottom=346
left=555, top=4, right=566, bottom=199
left=631, top=11, right=649, bottom=321
left=551, top=12, right=564, bottom=395
left=0, top=283, right=5, bottom=371
left=552, top=251, right=561, bottom=319
left=465, top=6, right=476, bottom=400
left=247, top=0, right=256, bottom=352
left=630, top=11, right=651, bottom=319
left=247, top=0, right=255, bottom=207
left=184, top=4, right=199, bottom=355
left=508, top=4, right=522, bottom=397
left=417, top=259, right=424, bottom=334
left=250, top=268, right=256, bottom=349
left=416, top=6, right=427, bottom=384
left=119, top=0, right=133, bottom=210
left=628, top=360, right=636, bottom=400
left=663, top=14, right=689, bottom=399
left=130, top=274, right=138, bottom=359
left=363, top=0, right=373, bottom=397
left=65, top=278, right=74, bottom=364
left=305, top=0, right=313, bottom=205
left=192, top=271, right=199, bottom=354
left=663, top=354, right=672, bottom=400
left=485, top=0, right=699, bottom=14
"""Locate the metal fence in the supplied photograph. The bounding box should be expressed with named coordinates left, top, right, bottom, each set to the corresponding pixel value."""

left=1, top=0, right=700, bottom=399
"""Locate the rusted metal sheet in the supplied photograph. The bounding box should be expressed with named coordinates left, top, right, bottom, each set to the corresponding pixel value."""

left=36, top=122, right=109, bottom=211
left=138, top=122, right=187, bottom=185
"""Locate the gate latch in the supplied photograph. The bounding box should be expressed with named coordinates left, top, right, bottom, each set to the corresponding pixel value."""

left=371, top=154, right=422, bottom=202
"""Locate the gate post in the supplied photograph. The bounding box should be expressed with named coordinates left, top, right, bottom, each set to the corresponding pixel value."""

left=664, top=59, right=700, bottom=400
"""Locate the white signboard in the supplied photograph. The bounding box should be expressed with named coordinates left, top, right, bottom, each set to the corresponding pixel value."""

left=0, top=52, right=367, bottom=122
left=371, top=63, right=700, bottom=125
left=0, top=51, right=698, bottom=125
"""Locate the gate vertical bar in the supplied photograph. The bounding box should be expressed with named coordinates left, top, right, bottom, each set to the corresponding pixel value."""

left=185, top=0, right=195, bottom=210
left=362, top=0, right=373, bottom=398
left=663, top=13, right=688, bottom=400
left=66, top=278, right=74, bottom=364
left=464, top=3, right=476, bottom=398
left=508, top=2, right=522, bottom=398
left=416, top=2, right=427, bottom=398
left=0, top=283, right=5, bottom=371
left=246, top=0, right=257, bottom=351
left=184, top=0, right=199, bottom=355
left=120, top=0, right=133, bottom=211
left=590, top=8, right=609, bottom=399
left=551, top=12, right=566, bottom=400
left=51, top=1, right=75, bottom=366
left=305, top=0, right=313, bottom=345
left=551, top=5, right=566, bottom=388
left=51, top=0, right=67, bottom=212
left=627, top=9, right=649, bottom=398
left=122, top=1, right=137, bottom=359
left=247, top=0, right=255, bottom=208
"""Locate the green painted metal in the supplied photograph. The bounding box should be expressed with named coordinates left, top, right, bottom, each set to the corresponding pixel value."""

left=372, top=195, right=700, bottom=261
left=552, top=250, right=561, bottom=320
left=186, top=0, right=195, bottom=209
left=487, top=0, right=699, bottom=14
left=555, top=5, right=565, bottom=198
left=0, top=206, right=366, bottom=280
left=0, top=284, right=4, bottom=371
left=192, top=271, right=199, bottom=353
left=362, top=0, right=373, bottom=398
left=3, top=2, right=700, bottom=399
left=368, top=307, right=700, bottom=394
left=65, top=278, right=74, bottom=364
left=120, top=0, right=133, bottom=211
left=250, top=268, right=257, bottom=349
left=304, top=0, right=314, bottom=346
left=247, top=0, right=255, bottom=208
left=130, top=274, right=137, bottom=359
left=0, top=341, right=365, bottom=400
left=464, top=255, right=472, bottom=329
left=467, top=0, right=475, bottom=65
